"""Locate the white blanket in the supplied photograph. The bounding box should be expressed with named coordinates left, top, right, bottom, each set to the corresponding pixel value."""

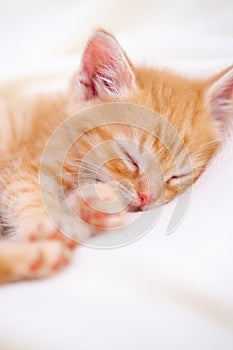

left=0, top=1, right=233, bottom=349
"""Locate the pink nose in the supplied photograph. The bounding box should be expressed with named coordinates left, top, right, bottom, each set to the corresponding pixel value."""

left=138, top=192, right=148, bottom=206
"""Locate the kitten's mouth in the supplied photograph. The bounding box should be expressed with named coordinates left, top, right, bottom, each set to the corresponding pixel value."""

left=127, top=203, right=146, bottom=212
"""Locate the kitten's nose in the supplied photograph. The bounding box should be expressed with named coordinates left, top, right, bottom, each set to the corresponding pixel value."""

left=127, top=192, right=150, bottom=212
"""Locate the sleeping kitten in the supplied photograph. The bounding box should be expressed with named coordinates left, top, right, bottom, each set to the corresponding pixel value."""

left=0, top=29, right=232, bottom=283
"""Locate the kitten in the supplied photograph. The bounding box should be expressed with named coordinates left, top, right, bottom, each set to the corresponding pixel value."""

left=0, top=29, right=232, bottom=283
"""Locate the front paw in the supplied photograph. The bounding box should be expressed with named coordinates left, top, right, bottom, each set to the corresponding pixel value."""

left=67, top=183, right=128, bottom=230
left=16, top=206, right=89, bottom=247
left=0, top=241, right=71, bottom=283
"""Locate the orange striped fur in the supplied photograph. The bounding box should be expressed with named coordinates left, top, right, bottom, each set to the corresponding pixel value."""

left=0, top=29, right=232, bottom=282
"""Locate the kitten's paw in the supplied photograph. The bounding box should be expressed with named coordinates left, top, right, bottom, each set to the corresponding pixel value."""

left=16, top=210, right=55, bottom=241
left=67, top=184, right=127, bottom=230
left=0, top=241, right=71, bottom=283
left=16, top=210, right=76, bottom=248
left=16, top=206, right=90, bottom=246
left=28, top=241, right=71, bottom=277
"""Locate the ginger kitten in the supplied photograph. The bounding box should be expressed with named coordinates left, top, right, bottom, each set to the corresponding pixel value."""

left=0, top=29, right=232, bottom=283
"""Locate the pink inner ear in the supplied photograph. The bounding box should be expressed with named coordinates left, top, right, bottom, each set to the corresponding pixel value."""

left=208, top=69, right=233, bottom=117
left=81, top=37, right=115, bottom=97
left=82, top=37, right=113, bottom=78
left=215, top=80, right=233, bottom=108
left=79, top=32, right=133, bottom=100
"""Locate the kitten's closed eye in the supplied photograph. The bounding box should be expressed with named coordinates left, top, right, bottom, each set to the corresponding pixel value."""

left=166, top=173, right=191, bottom=187
left=118, top=144, right=140, bottom=172
left=123, top=151, right=139, bottom=172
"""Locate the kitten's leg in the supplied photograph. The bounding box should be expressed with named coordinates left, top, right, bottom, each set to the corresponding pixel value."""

left=0, top=240, right=71, bottom=283
left=1, top=171, right=91, bottom=245
left=1, top=169, right=126, bottom=246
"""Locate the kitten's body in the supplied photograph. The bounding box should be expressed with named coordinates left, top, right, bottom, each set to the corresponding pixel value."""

left=0, top=30, right=232, bottom=283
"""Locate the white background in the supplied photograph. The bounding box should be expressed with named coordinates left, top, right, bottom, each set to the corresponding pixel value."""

left=0, top=1, right=233, bottom=349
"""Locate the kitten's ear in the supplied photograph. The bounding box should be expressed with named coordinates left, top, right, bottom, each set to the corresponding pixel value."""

left=77, top=29, right=136, bottom=100
left=205, top=66, right=233, bottom=127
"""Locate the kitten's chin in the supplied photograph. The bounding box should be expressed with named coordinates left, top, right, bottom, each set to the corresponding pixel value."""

left=127, top=204, right=144, bottom=213
left=127, top=201, right=161, bottom=212
left=127, top=203, right=152, bottom=212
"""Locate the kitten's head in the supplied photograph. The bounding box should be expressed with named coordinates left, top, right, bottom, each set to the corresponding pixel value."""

left=67, top=29, right=233, bottom=211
